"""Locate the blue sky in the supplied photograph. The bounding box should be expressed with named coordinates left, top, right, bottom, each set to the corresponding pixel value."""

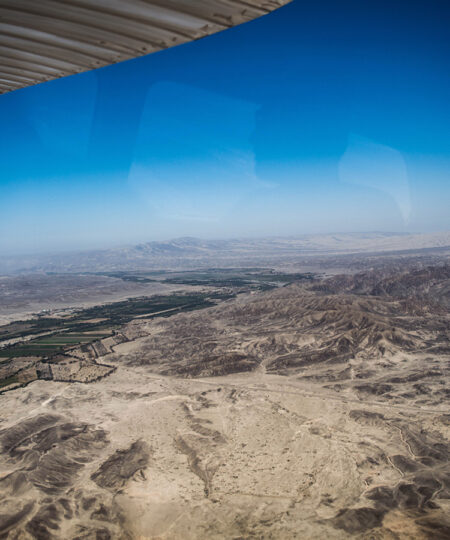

left=1, top=0, right=449, bottom=254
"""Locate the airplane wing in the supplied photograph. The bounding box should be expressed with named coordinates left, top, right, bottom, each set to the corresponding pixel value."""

left=0, top=0, right=291, bottom=94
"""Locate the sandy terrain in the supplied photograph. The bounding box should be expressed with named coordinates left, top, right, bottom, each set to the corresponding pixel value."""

left=0, top=262, right=448, bottom=539
left=0, top=365, right=448, bottom=539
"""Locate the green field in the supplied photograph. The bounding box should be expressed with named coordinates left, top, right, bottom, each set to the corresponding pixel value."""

left=0, top=290, right=232, bottom=359
left=162, top=269, right=315, bottom=289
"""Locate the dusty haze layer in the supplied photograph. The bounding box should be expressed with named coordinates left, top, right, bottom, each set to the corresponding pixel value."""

left=2, top=231, right=450, bottom=274
left=0, top=245, right=449, bottom=539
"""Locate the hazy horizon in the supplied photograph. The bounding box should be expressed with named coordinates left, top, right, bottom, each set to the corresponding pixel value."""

left=1, top=0, right=449, bottom=254
left=1, top=230, right=449, bottom=260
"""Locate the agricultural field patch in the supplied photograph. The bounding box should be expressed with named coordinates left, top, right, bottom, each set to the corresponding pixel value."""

left=0, top=290, right=233, bottom=365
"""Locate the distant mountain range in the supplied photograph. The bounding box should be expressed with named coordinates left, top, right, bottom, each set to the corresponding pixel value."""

left=1, top=232, right=450, bottom=274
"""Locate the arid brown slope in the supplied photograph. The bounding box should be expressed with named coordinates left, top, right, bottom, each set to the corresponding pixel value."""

left=118, top=273, right=449, bottom=408
left=0, top=264, right=448, bottom=539
left=312, top=264, right=450, bottom=308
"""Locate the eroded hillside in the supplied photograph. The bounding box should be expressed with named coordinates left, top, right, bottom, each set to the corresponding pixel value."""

left=0, top=264, right=449, bottom=539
